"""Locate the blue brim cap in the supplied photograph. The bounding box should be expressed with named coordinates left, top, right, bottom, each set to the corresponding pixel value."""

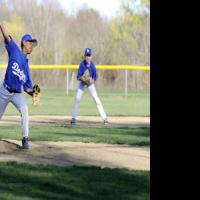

left=21, top=34, right=38, bottom=47
left=85, top=48, right=92, bottom=56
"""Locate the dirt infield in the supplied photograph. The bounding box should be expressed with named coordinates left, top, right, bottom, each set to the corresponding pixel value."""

left=0, top=115, right=150, bottom=128
left=0, top=140, right=150, bottom=170
left=0, top=116, right=150, bottom=170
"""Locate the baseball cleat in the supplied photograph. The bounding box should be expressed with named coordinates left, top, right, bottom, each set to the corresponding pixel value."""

left=103, top=119, right=108, bottom=125
left=22, top=137, right=29, bottom=149
left=71, top=118, right=76, bottom=125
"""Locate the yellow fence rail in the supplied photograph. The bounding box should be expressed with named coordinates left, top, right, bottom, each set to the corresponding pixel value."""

left=0, top=64, right=150, bottom=71
left=0, top=64, right=150, bottom=96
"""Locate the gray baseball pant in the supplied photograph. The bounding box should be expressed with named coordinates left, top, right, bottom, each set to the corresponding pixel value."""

left=0, top=84, right=29, bottom=138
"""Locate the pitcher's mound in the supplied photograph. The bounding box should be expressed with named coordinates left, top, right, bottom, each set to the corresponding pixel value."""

left=0, top=140, right=21, bottom=153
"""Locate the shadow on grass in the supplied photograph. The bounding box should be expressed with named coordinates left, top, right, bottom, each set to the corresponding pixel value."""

left=0, top=162, right=149, bottom=200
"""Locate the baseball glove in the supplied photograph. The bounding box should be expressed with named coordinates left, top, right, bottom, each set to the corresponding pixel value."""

left=32, top=84, right=41, bottom=107
left=80, top=69, right=91, bottom=86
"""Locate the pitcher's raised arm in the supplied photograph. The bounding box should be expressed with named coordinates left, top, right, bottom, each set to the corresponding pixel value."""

left=0, top=24, right=11, bottom=44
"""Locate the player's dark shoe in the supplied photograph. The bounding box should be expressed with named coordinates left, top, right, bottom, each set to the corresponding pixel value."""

left=22, top=137, right=29, bottom=149
left=71, top=118, right=76, bottom=125
left=103, top=119, right=108, bottom=125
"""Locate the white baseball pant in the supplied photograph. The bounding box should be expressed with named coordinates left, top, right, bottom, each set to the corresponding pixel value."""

left=71, top=83, right=107, bottom=120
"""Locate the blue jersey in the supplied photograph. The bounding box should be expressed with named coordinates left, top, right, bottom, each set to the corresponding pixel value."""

left=77, top=60, right=97, bottom=81
left=4, top=38, right=33, bottom=93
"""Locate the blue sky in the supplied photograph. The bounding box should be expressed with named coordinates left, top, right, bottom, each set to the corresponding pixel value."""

left=58, top=0, right=121, bottom=18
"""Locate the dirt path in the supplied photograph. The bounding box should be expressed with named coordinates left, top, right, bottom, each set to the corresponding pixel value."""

left=0, top=140, right=150, bottom=171
left=0, top=116, right=150, bottom=170
left=0, top=115, right=150, bottom=128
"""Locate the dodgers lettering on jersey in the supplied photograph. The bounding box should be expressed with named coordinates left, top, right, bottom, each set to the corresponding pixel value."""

left=4, top=38, right=33, bottom=93
left=12, top=62, right=26, bottom=82
left=77, top=60, right=97, bottom=81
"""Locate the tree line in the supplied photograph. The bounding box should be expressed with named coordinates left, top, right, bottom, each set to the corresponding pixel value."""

left=0, top=0, right=150, bottom=89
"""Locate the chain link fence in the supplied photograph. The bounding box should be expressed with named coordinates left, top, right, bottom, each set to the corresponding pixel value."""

left=0, top=67, right=150, bottom=96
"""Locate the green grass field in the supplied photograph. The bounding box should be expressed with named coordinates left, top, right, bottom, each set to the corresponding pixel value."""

left=0, top=162, right=150, bottom=200
left=3, top=89, right=150, bottom=116
left=0, top=125, right=150, bottom=146
left=1, top=89, right=150, bottom=200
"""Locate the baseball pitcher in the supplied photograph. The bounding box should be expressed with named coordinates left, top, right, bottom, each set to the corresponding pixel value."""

left=70, top=48, right=108, bottom=125
left=0, top=24, right=40, bottom=149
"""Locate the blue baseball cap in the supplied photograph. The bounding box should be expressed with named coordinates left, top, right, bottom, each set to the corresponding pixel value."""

left=84, top=48, right=92, bottom=56
left=21, top=34, right=37, bottom=48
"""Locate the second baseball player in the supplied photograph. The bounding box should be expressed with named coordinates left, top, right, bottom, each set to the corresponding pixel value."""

left=70, top=48, right=108, bottom=125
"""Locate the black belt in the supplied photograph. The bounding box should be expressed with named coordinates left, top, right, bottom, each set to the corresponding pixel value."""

left=3, top=83, right=18, bottom=93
